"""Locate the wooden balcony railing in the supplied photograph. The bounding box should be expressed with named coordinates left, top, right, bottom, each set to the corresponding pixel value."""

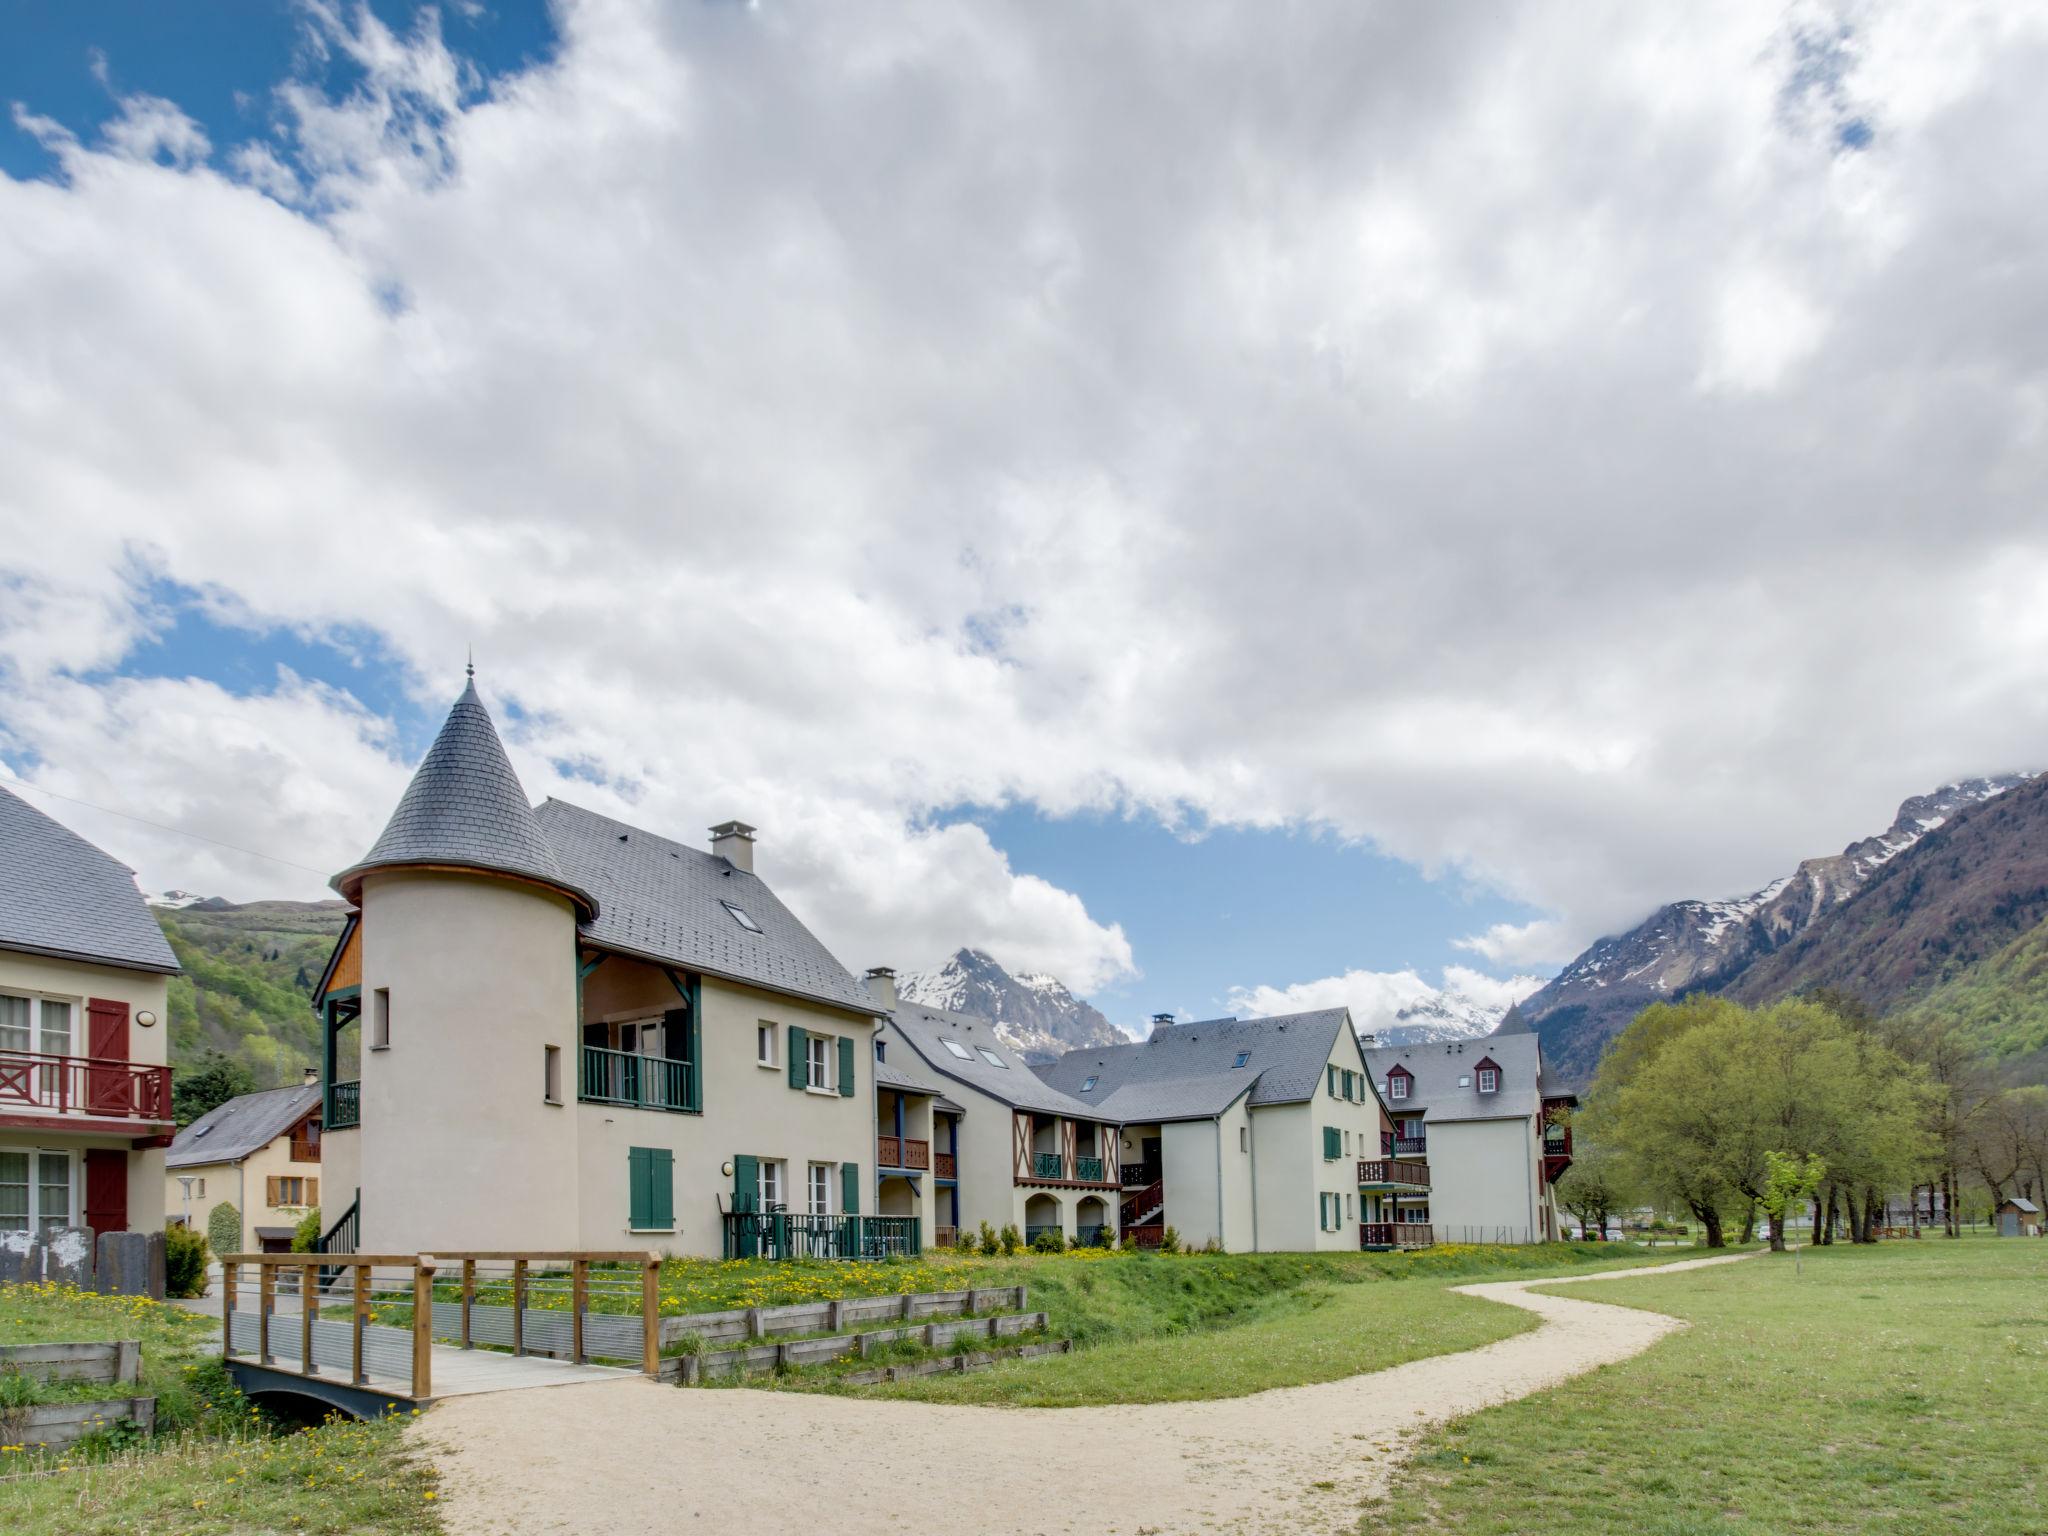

left=933, top=1151, right=957, bottom=1179
left=877, top=1135, right=931, bottom=1170
left=579, top=1046, right=699, bottom=1115
left=328, top=1080, right=361, bottom=1129
left=1357, top=1158, right=1432, bottom=1189
left=935, top=1224, right=959, bottom=1248
left=1121, top=1160, right=1161, bottom=1188
left=1389, top=1135, right=1426, bottom=1157
left=1360, top=1222, right=1433, bottom=1250
left=0, top=1050, right=171, bottom=1122
left=1120, top=1179, right=1163, bottom=1228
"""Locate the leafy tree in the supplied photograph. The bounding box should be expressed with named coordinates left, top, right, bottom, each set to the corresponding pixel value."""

left=1758, top=1150, right=1827, bottom=1256
left=173, top=1050, right=257, bottom=1127
left=207, top=1200, right=242, bottom=1260
left=1964, top=1085, right=2048, bottom=1210
left=1554, top=1139, right=1628, bottom=1239
left=291, top=1206, right=324, bottom=1253
left=165, top=1222, right=210, bottom=1298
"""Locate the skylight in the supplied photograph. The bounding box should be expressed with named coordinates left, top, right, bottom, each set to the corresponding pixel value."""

left=978, top=1048, right=1007, bottom=1068
left=720, top=900, right=763, bottom=933
left=1232, top=1051, right=1251, bottom=1068
left=1081, top=1075, right=1098, bottom=1092
left=942, top=1039, right=973, bottom=1060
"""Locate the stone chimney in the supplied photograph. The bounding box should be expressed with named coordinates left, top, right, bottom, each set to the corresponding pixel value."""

left=864, top=966, right=898, bottom=1012
left=709, top=820, right=756, bottom=874
left=1149, top=1011, right=1175, bottom=1039
left=303, top=1065, right=318, bottom=1085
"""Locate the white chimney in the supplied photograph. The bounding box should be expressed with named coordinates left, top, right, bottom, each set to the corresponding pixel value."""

left=865, top=966, right=898, bottom=1012
left=709, top=820, right=756, bottom=874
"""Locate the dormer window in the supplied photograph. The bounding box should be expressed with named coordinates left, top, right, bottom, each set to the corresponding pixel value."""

left=1387, top=1068, right=1411, bottom=1101
left=1477, top=1068, right=1497, bottom=1093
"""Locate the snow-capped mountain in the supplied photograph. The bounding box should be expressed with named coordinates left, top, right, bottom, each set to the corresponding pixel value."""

left=1370, top=984, right=1520, bottom=1046
left=897, top=947, right=1127, bottom=1063
left=1521, top=773, right=2034, bottom=1083
left=146, top=889, right=210, bottom=909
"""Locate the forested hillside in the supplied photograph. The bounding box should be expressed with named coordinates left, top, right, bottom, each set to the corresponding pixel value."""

left=157, top=899, right=350, bottom=1088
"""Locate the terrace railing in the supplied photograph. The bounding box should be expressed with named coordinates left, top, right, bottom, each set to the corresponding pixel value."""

left=1032, top=1151, right=1065, bottom=1180
left=719, top=1212, right=921, bottom=1262
left=0, top=1050, right=171, bottom=1121
left=1120, top=1159, right=1161, bottom=1188
left=328, top=1080, right=361, bottom=1129
left=1357, top=1158, right=1432, bottom=1189
left=1391, top=1136, right=1427, bottom=1157
left=933, top=1151, right=957, bottom=1179
left=1074, top=1155, right=1106, bottom=1184
left=579, top=1045, right=698, bottom=1115
left=877, top=1135, right=931, bottom=1170
left=1359, top=1222, right=1434, bottom=1250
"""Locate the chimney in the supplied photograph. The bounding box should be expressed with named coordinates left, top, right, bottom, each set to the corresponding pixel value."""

left=865, top=966, right=898, bottom=1012
left=1149, top=1012, right=1175, bottom=1039
left=303, top=1066, right=318, bottom=1085
left=709, top=820, right=756, bottom=874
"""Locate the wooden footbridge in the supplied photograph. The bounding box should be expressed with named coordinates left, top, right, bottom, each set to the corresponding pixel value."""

left=219, top=1251, right=664, bottom=1419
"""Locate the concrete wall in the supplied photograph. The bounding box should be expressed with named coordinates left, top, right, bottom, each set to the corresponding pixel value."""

left=0, top=948, right=170, bottom=1234
left=1161, top=1119, right=1223, bottom=1249
left=1218, top=1096, right=1256, bottom=1250
left=356, top=870, right=583, bottom=1253
left=1428, top=1117, right=1545, bottom=1243
left=574, top=961, right=876, bottom=1257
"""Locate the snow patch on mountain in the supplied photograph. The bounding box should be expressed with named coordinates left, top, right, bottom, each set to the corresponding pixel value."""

left=898, top=947, right=1128, bottom=1062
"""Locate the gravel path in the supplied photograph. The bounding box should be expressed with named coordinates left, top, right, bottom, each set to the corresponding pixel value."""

left=416, top=1253, right=1751, bottom=1536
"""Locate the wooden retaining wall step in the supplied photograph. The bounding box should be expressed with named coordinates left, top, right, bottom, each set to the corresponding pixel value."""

left=658, top=1286, right=1028, bottom=1348
left=0, top=1396, right=156, bottom=1453
left=838, top=1339, right=1073, bottom=1387
left=0, top=1340, right=141, bottom=1386
left=664, top=1310, right=1052, bottom=1384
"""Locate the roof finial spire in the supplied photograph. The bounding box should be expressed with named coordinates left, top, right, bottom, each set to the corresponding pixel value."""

left=466, top=644, right=474, bottom=681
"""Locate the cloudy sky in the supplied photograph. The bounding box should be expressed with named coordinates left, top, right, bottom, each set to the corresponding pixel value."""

left=4, top=0, right=2046, bottom=1036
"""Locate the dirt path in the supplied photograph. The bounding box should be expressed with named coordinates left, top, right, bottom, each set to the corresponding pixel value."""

left=415, top=1253, right=1750, bottom=1536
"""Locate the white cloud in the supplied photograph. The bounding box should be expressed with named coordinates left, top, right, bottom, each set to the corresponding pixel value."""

left=1227, top=965, right=1546, bottom=1037
left=5, top=1, right=2048, bottom=989
left=1452, top=919, right=1576, bottom=969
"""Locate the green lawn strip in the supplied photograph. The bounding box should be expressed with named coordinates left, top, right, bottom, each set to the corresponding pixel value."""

left=1363, top=1238, right=2048, bottom=1536
left=0, top=1283, right=440, bottom=1534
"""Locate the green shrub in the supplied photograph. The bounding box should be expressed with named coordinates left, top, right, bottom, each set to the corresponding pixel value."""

left=978, top=1220, right=998, bottom=1253
left=953, top=1228, right=977, bottom=1255
left=1159, top=1225, right=1182, bottom=1254
left=1031, top=1228, right=1065, bottom=1255
left=291, top=1206, right=322, bottom=1253
left=165, top=1223, right=209, bottom=1298
left=999, top=1224, right=1022, bottom=1256
left=1094, top=1224, right=1113, bottom=1249
left=206, top=1201, right=241, bottom=1260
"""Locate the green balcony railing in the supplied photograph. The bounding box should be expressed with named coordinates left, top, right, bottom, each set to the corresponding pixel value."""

left=328, top=1080, right=360, bottom=1129
left=721, top=1212, right=920, bottom=1261
left=1074, top=1156, right=1106, bottom=1184
left=1032, top=1151, right=1065, bottom=1179
left=579, top=1045, right=698, bottom=1114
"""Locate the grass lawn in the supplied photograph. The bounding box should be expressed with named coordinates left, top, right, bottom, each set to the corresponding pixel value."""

left=0, top=1283, right=439, bottom=1536
left=754, top=1242, right=1737, bottom=1406
left=1364, top=1237, right=2048, bottom=1536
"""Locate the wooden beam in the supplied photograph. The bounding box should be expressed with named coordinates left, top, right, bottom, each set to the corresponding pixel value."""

left=300, top=1263, right=317, bottom=1378
left=641, top=1256, right=661, bottom=1378
left=351, top=1264, right=368, bottom=1385
left=411, top=1259, right=437, bottom=1401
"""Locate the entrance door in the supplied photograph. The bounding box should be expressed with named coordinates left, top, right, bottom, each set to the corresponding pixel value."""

left=2002, top=1210, right=2019, bottom=1237
left=85, top=1000, right=131, bottom=1114
left=83, top=1148, right=127, bottom=1235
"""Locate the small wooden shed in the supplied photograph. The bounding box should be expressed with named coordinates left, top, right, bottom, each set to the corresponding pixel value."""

left=1994, top=1196, right=2041, bottom=1237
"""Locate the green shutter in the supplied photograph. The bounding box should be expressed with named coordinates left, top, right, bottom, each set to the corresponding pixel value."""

left=788, top=1026, right=808, bottom=1089
left=838, top=1034, right=856, bottom=1097
left=841, top=1161, right=860, bottom=1215
left=732, top=1152, right=758, bottom=1213
left=1323, top=1125, right=1340, bottom=1160
left=650, top=1147, right=674, bottom=1228
left=628, top=1147, right=652, bottom=1228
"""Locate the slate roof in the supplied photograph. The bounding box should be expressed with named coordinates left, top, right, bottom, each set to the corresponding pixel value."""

left=875, top=1055, right=945, bottom=1097
left=536, top=800, right=878, bottom=1017
left=888, top=1002, right=1103, bottom=1117
left=1363, top=1033, right=1550, bottom=1124
left=1036, top=1010, right=1360, bottom=1120
left=331, top=680, right=596, bottom=917
left=168, top=1082, right=322, bottom=1168
left=0, top=786, right=179, bottom=975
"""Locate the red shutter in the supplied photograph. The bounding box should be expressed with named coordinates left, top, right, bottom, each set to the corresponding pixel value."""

left=85, top=999, right=131, bottom=1113
left=84, top=1148, right=128, bottom=1235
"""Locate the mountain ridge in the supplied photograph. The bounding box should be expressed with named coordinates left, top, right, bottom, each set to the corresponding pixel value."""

left=898, top=947, right=1128, bottom=1062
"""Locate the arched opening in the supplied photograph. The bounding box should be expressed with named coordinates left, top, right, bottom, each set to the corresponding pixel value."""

left=1023, top=1192, right=1062, bottom=1248
left=1075, top=1195, right=1108, bottom=1247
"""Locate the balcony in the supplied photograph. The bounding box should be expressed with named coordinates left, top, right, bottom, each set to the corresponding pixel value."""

left=933, top=1151, right=957, bottom=1179
left=1360, top=1221, right=1434, bottom=1250
left=0, top=1051, right=171, bottom=1127
left=1391, top=1135, right=1426, bottom=1157
left=1074, top=1155, right=1105, bottom=1184
left=720, top=1211, right=921, bottom=1261
left=1357, top=1158, right=1431, bottom=1190
left=328, top=1080, right=360, bottom=1130
left=877, top=1135, right=931, bottom=1171
left=578, top=1045, right=699, bottom=1115
left=1120, top=1159, right=1161, bottom=1188
left=1032, top=1151, right=1065, bottom=1180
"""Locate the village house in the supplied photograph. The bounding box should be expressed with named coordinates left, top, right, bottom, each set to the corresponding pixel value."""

left=1037, top=1010, right=1402, bottom=1251
left=879, top=989, right=1122, bottom=1248
left=165, top=1076, right=324, bottom=1252
left=312, top=676, right=903, bottom=1260
left=0, top=786, right=178, bottom=1243
left=1361, top=1009, right=1575, bottom=1244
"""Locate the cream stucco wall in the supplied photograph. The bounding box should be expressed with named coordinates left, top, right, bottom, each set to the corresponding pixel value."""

left=167, top=1118, right=323, bottom=1253
left=1426, top=1116, right=1547, bottom=1243
left=572, top=965, right=876, bottom=1257
left=1, top=947, right=171, bottom=1233
left=355, top=871, right=583, bottom=1254
left=1218, top=1096, right=1256, bottom=1250
left=1160, top=1119, right=1222, bottom=1248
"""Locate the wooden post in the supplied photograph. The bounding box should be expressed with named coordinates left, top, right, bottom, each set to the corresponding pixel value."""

left=351, top=1264, right=368, bottom=1386
left=222, top=1262, right=238, bottom=1359
left=641, top=1256, right=661, bottom=1378
left=572, top=1259, right=589, bottom=1365
left=411, top=1258, right=436, bottom=1401
left=300, top=1262, right=317, bottom=1377
left=258, top=1263, right=274, bottom=1365
left=512, top=1258, right=527, bottom=1358
left=461, top=1259, right=475, bottom=1350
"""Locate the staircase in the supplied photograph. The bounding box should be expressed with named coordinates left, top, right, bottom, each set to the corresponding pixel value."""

left=1119, top=1179, right=1163, bottom=1230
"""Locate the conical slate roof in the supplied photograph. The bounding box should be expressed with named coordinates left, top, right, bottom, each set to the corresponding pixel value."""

left=332, top=679, right=596, bottom=917
left=1490, top=1002, right=1534, bottom=1037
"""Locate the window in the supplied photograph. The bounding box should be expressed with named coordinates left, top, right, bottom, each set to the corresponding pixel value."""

left=807, top=1033, right=831, bottom=1090
left=1080, top=1075, right=1098, bottom=1092
left=758, top=1159, right=784, bottom=1211
left=807, top=1163, right=834, bottom=1216
left=874, top=1038, right=886, bottom=1062
left=1342, top=1129, right=1351, bottom=1156
left=544, top=1044, right=562, bottom=1104
left=1, top=1150, right=72, bottom=1236
left=1322, top=1125, right=1341, bottom=1160
left=0, top=992, right=73, bottom=1057
left=1233, top=1051, right=1251, bottom=1068
left=1388, top=1074, right=1409, bottom=1101
left=720, top=901, right=763, bottom=933
left=268, top=1175, right=317, bottom=1207
left=1345, top=1193, right=1354, bottom=1221
left=1477, top=1067, right=1498, bottom=1094
left=757, top=1024, right=778, bottom=1068
left=977, top=1048, right=1006, bottom=1069
left=628, top=1146, right=674, bottom=1230
left=1327, top=1065, right=1338, bottom=1098
left=371, top=988, right=391, bottom=1050
left=942, top=1038, right=972, bottom=1060
left=1239, top=1125, right=1249, bottom=1153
